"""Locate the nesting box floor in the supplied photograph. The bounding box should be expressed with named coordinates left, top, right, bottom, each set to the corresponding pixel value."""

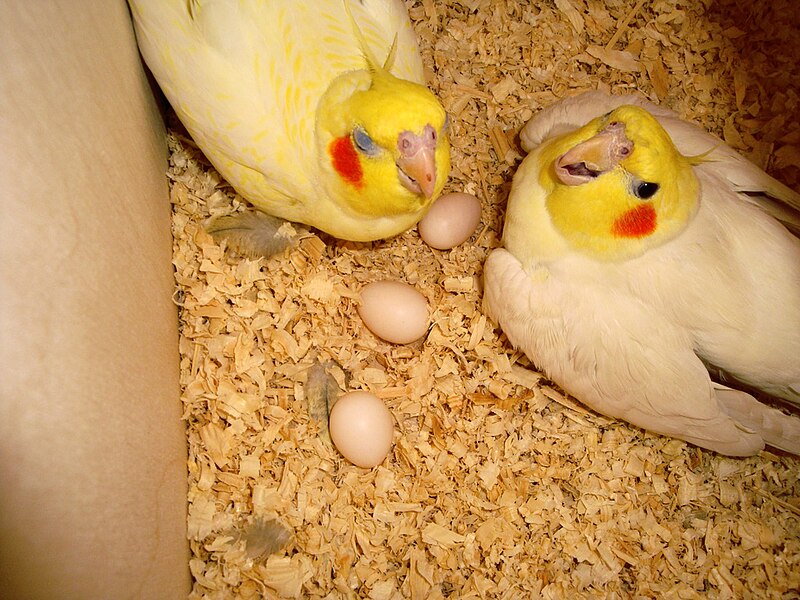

left=169, top=1, right=800, bottom=598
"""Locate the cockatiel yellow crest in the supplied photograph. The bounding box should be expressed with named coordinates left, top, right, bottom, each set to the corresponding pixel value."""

left=484, top=91, right=800, bottom=456
left=128, top=0, right=450, bottom=254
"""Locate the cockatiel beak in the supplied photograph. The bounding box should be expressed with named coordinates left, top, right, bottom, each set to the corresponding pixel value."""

left=555, top=121, right=633, bottom=186
left=396, top=124, right=438, bottom=199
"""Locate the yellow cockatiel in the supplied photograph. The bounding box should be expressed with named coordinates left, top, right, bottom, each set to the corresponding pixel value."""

left=128, top=0, right=450, bottom=254
left=484, top=91, right=800, bottom=456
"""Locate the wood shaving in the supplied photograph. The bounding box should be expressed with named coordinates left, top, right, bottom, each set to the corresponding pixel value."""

left=170, top=1, right=800, bottom=597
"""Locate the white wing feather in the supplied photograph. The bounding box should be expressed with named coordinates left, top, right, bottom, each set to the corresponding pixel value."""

left=483, top=248, right=767, bottom=456
left=712, top=384, right=800, bottom=455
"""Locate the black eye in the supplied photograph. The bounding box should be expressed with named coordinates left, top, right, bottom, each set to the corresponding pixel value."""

left=353, top=127, right=379, bottom=156
left=633, top=181, right=659, bottom=199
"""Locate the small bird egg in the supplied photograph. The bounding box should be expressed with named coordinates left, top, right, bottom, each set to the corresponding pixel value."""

left=329, top=391, right=394, bottom=468
left=358, top=281, right=429, bottom=344
left=418, top=192, right=482, bottom=250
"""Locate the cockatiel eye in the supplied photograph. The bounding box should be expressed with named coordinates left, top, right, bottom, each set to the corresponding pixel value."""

left=353, top=127, right=380, bottom=157
left=633, top=181, right=660, bottom=200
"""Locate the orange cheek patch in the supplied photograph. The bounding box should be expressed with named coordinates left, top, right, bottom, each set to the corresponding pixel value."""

left=612, top=204, right=657, bottom=237
left=330, top=136, right=364, bottom=189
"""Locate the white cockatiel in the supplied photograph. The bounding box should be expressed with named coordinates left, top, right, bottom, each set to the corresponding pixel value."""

left=483, top=90, right=800, bottom=456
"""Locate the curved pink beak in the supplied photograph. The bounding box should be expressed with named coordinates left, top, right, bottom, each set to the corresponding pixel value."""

left=396, top=124, right=438, bottom=199
left=555, top=121, right=633, bottom=186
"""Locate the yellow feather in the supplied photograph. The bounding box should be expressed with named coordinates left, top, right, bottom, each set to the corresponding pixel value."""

left=343, top=0, right=397, bottom=73
left=540, top=106, right=699, bottom=261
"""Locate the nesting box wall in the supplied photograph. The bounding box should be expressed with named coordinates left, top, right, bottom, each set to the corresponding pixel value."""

left=0, top=1, right=189, bottom=598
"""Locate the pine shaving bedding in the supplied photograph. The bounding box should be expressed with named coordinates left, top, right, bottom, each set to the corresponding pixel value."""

left=170, top=1, right=800, bottom=598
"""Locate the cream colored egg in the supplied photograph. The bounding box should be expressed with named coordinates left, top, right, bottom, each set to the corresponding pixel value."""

left=329, top=391, right=394, bottom=468
left=358, top=281, right=429, bottom=344
left=418, top=192, right=482, bottom=250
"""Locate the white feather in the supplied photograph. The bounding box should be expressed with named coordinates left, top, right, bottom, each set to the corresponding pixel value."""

left=485, top=248, right=767, bottom=456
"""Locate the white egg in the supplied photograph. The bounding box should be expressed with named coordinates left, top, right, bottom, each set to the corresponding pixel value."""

left=329, top=391, right=394, bottom=468
left=357, top=280, right=429, bottom=344
left=418, top=192, right=482, bottom=250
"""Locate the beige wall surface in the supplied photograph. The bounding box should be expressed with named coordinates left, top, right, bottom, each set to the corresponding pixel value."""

left=0, top=1, right=189, bottom=598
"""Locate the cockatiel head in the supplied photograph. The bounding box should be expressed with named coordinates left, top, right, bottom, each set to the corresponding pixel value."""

left=317, top=45, right=450, bottom=231
left=507, top=105, right=700, bottom=263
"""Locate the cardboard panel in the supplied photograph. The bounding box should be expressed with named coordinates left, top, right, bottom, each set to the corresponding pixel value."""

left=0, top=1, right=189, bottom=597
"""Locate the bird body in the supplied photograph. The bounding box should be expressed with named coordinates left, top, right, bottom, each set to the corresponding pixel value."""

left=128, top=0, right=450, bottom=245
left=484, top=91, right=800, bottom=456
